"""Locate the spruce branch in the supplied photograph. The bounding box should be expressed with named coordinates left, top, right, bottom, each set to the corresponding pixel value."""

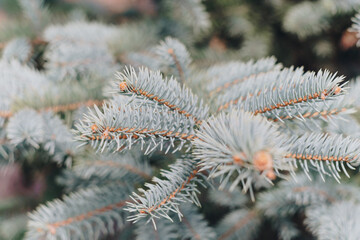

left=58, top=152, right=152, bottom=192
left=176, top=203, right=216, bottom=240
left=268, top=95, right=354, bottom=124
left=135, top=218, right=178, bottom=240
left=2, top=99, right=104, bottom=119
left=75, top=102, right=196, bottom=154
left=216, top=67, right=305, bottom=111
left=126, top=157, right=203, bottom=226
left=114, top=66, right=208, bottom=124
left=154, top=37, right=191, bottom=84
left=285, top=133, right=360, bottom=181
left=257, top=174, right=360, bottom=218
left=207, top=56, right=281, bottom=96
left=194, top=110, right=290, bottom=199
left=257, top=174, right=360, bottom=239
left=305, top=201, right=360, bottom=240
left=218, top=68, right=345, bottom=123
left=351, top=10, right=360, bottom=46
left=26, top=184, right=130, bottom=240
left=216, top=209, right=260, bottom=240
left=165, top=0, right=211, bottom=35
left=1, top=38, right=32, bottom=64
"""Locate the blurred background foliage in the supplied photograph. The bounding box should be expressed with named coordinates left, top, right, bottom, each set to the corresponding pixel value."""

left=1, top=0, right=360, bottom=239
left=1, top=0, right=360, bottom=75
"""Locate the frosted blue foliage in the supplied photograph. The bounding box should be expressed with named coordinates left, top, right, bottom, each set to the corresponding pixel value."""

left=166, top=0, right=211, bottom=35
left=6, top=110, right=76, bottom=164
left=43, top=21, right=118, bottom=45
left=26, top=184, right=130, bottom=240
left=216, top=66, right=305, bottom=108
left=58, top=151, right=152, bottom=192
left=283, top=2, right=329, bottom=38
left=207, top=56, right=281, bottom=93
left=42, top=113, right=78, bottom=165
left=124, top=52, right=162, bottom=70
left=75, top=102, right=196, bottom=154
left=209, top=186, right=248, bottom=208
left=176, top=203, right=216, bottom=240
left=257, top=174, right=360, bottom=218
left=305, top=201, right=360, bottom=240
left=18, top=0, right=48, bottom=30
left=326, top=116, right=360, bottom=138
left=6, top=109, right=44, bottom=148
left=154, top=37, right=191, bottom=82
left=1, top=38, right=32, bottom=63
left=236, top=69, right=344, bottom=120
left=114, top=66, right=209, bottom=122
left=347, top=77, right=360, bottom=106
left=351, top=12, right=360, bottom=46
left=194, top=110, right=290, bottom=199
left=126, top=158, right=203, bottom=225
left=0, top=60, right=49, bottom=109
left=43, top=21, right=118, bottom=80
left=215, top=209, right=260, bottom=240
left=266, top=95, right=354, bottom=126
left=44, top=42, right=117, bottom=81
left=277, top=221, right=300, bottom=240
left=135, top=218, right=178, bottom=240
left=286, top=133, right=360, bottom=181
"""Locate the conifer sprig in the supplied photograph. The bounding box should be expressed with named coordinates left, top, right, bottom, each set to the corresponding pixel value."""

left=194, top=110, right=290, bottom=199
left=75, top=102, right=196, bottom=154
left=217, top=68, right=344, bottom=119
left=285, top=133, right=360, bottom=181
left=126, top=158, right=203, bottom=227
left=207, top=56, right=281, bottom=96
left=113, top=66, right=208, bottom=124
left=26, top=185, right=130, bottom=240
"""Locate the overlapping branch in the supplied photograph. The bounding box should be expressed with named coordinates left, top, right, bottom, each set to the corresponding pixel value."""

left=114, top=66, right=208, bottom=125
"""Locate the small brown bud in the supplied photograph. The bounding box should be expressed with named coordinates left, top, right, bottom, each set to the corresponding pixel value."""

left=253, top=150, right=273, bottom=172
left=119, top=82, right=127, bottom=91
left=266, top=170, right=276, bottom=180
left=233, top=154, right=244, bottom=165
left=167, top=48, right=174, bottom=54
left=91, top=124, right=98, bottom=132
left=334, top=86, right=341, bottom=95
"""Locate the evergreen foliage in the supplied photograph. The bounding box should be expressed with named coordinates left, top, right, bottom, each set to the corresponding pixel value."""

left=2, top=0, right=360, bottom=239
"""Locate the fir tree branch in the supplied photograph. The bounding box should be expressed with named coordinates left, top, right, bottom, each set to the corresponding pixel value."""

left=285, top=133, right=360, bottom=181
left=75, top=102, right=196, bottom=154
left=26, top=184, right=131, bottom=239
left=216, top=68, right=344, bottom=121
left=1, top=99, right=103, bottom=119
left=154, top=37, right=191, bottom=84
left=176, top=203, right=216, bottom=239
left=182, top=216, right=202, bottom=240
left=207, top=57, right=281, bottom=96
left=44, top=200, right=128, bottom=235
left=291, top=186, right=336, bottom=203
left=217, top=210, right=257, bottom=240
left=86, top=126, right=198, bottom=141
left=126, top=158, right=202, bottom=225
left=167, top=48, right=185, bottom=84
left=209, top=70, right=274, bottom=96
left=194, top=110, right=290, bottom=199
left=271, top=107, right=348, bottom=122
left=137, top=168, right=199, bottom=215
left=88, top=160, right=151, bottom=180
left=114, top=66, right=208, bottom=125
